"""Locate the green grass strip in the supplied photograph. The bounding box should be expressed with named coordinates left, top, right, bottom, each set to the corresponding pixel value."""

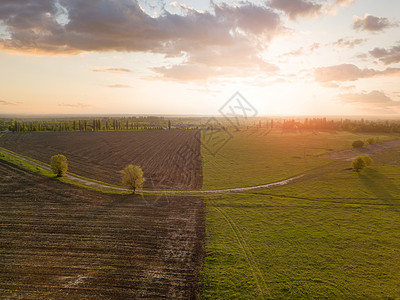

left=0, top=149, right=130, bottom=195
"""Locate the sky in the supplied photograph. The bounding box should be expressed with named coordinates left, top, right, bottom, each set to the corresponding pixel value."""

left=0, top=0, right=399, bottom=116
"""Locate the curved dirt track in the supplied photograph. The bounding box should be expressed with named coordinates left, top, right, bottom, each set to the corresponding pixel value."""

left=319, top=138, right=400, bottom=161
left=0, top=148, right=302, bottom=194
left=0, top=131, right=202, bottom=190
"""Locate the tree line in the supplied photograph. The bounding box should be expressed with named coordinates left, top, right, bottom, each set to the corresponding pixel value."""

left=275, top=118, right=400, bottom=133
left=4, top=119, right=167, bottom=132
left=2, top=117, right=400, bottom=134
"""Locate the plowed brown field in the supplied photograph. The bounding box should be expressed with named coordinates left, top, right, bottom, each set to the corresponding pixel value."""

left=0, top=160, right=205, bottom=299
left=0, top=131, right=202, bottom=189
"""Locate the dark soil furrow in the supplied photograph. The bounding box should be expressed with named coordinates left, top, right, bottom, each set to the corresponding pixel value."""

left=0, top=160, right=205, bottom=299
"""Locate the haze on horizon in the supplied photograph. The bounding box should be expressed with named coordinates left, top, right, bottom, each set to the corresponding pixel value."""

left=0, top=0, right=399, bottom=116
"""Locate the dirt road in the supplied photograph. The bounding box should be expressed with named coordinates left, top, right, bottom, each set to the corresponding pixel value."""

left=318, top=138, right=400, bottom=161
left=0, top=148, right=302, bottom=194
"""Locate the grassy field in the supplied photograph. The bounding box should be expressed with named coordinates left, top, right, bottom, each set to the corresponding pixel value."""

left=201, top=128, right=397, bottom=189
left=2, top=129, right=399, bottom=299
left=203, top=159, right=400, bottom=298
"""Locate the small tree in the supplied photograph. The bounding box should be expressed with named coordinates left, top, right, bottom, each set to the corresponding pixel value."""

left=50, top=154, right=68, bottom=177
left=352, top=157, right=365, bottom=172
left=352, top=140, right=364, bottom=148
left=121, top=164, right=145, bottom=194
left=361, top=155, right=373, bottom=166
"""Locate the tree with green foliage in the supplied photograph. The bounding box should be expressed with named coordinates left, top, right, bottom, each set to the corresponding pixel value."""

left=351, top=156, right=373, bottom=172
left=360, top=155, right=373, bottom=166
left=121, top=164, right=145, bottom=194
left=50, top=154, right=68, bottom=177
left=352, top=140, right=364, bottom=148
left=352, top=157, right=365, bottom=172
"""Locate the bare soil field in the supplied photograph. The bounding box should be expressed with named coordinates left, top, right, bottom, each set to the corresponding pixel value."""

left=0, top=131, right=202, bottom=189
left=0, top=160, right=205, bottom=299
left=319, top=138, right=400, bottom=162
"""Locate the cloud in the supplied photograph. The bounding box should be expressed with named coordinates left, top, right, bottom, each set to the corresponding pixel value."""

left=353, top=14, right=397, bottom=32
left=369, top=45, right=400, bottom=65
left=321, top=82, right=340, bottom=88
left=281, top=42, right=319, bottom=57
left=309, top=42, right=320, bottom=51
left=58, top=102, right=90, bottom=108
left=151, top=59, right=279, bottom=82
left=326, top=0, right=358, bottom=15
left=335, top=0, right=357, bottom=6
left=0, top=0, right=283, bottom=81
left=106, top=84, right=132, bottom=88
left=356, top=53, right=368, bottom=61
left=339, top=90, right=400, bottom=108
left=340, top=85, right=356, bottom=91
left=333, top=38, right=367, bottom=48
left=0, top=1, right=282, bottom=54
left=281, top=47, right=304, bottom=57
left=269, top=0, right=322, bottom=20
left=314, top=64, right=400, bottom=82
left=93, top=68, right=131, bottom=73
left=0, top=99, right=17, bottom=105
left=151, top=64, right=221, bottom=82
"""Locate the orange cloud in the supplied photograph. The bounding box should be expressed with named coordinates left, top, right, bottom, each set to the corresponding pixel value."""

left=0, top=99, right=17, bottom=106
left=106, top=84, right=132, bottom=88
left=340, top=90, right=400, bottom=108
left=335, top=0, right=357, bottom=6
left=314, top=64, right=400, bottom=82
left=58, top=102, right=90, bottom=108
left=93, top=68, right=131, bottom=73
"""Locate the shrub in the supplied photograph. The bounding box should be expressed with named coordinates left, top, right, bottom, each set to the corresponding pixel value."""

left=366, top=138, right=375, bottom=145
left=352, top=140, right=364, bottom=148
left=351, top=157, right=365, bottom=172
left=360, top=155, right=373, bottom=166
left=50, top=154, right=68, bottom=177
left=121, top=165, right=145, bottom=194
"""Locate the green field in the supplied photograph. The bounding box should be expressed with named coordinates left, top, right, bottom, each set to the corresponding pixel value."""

left=201, top=129, right=396, bottom=189
left=203, top=159, right=400, bottom=298
left=1, top=129, right=400, bottom=298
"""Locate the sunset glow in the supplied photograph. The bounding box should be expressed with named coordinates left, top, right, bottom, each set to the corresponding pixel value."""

left=0, top=0, right=399, bottom=116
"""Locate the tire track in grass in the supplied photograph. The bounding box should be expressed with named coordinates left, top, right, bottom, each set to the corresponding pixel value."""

left=211, top=203, right=351, bottom=299
left=210, top=199, right=271, bottom=299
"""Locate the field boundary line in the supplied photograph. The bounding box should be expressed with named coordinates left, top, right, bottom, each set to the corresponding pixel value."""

left=211, top=200, right=271, bottom=299
left=0, top=147, right=302, bottom=195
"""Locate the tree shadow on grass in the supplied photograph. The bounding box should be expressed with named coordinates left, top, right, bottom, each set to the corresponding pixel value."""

left=359, top=168, right=400, bottom=214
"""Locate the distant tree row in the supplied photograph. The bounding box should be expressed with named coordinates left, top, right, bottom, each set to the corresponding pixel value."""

left=6, top=119, right=168, bottom=132
left=3, top=117, right=400, bottom=134
left=272, top=118, right=400, bottom=133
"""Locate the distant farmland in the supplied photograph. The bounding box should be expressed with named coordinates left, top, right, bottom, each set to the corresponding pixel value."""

left=0, top=160, right=205, bottom=299
left=0, top=131, right=202, bottom=189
